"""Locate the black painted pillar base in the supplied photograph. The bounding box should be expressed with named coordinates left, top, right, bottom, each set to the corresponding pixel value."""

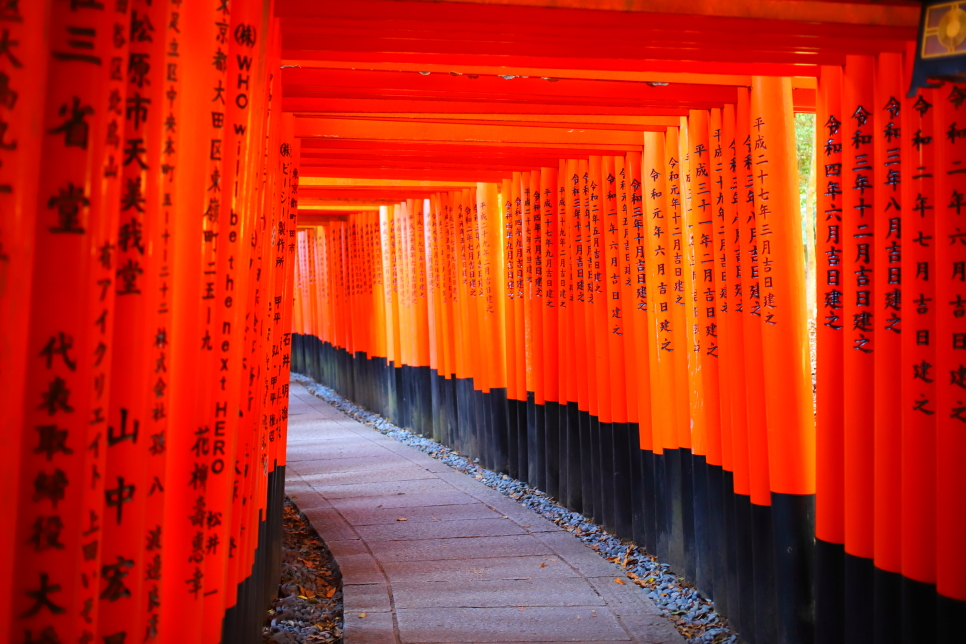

left=612, top=421, right=633, bottom=541
left=901, top=576, right=937, bottom=644
left=598, top=421, right=616, bottom=534
left=751, top=502, right=777, bottom=644
left=844, top=552, right=875, bottom=644
left=937, top=592, right=966, bottom=644
left=692, top=453, right=711, bottom=598
left=771, top=492, right=815, bottom=644
left=873, top=566, right=902, bottom=644
left=733, top=493, right=755, bottom=639
left=544, top=400, right=561, bottom=501
left=814, top=538, right=845, bottom=644
left=219, top=464, right=286, bottom=644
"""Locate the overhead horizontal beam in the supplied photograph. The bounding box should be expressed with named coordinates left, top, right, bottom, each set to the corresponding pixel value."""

left=280, top=23, right=907, bottom=61
left=282, top=51, right=820, bottom=78
left=293, top=112, right=683, bottom=129
left=276, top=0, right=917, bottom=33
left=298, top=204, right=382, bottom=211
left=282, top=35, right=847, bottom=67
left=299, top=137, right=639, bottom=155
left=301, top=177, right=480, bottom=188
left=299, top=158, right=565, bottom=173
left=282, top=68, right=740, bottom=104
left=297, top=167, right=515, bottom=182
left=280, top=61, right=767, bottom=86
left=283, top=96, right=694, bottom=116
left=294, top=117, right=650, bottom=146
left=302, top=188, right=470, bottom=200
left=299, top=146, right=569, bottom=161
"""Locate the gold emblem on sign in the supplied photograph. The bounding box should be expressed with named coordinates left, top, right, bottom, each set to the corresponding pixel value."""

left=939, top=6, right=966, bottom=48
left=922, top=1, right=966, bottom=58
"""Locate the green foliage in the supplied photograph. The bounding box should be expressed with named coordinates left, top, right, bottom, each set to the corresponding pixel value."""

left=795, top=112, right=816, bottom=220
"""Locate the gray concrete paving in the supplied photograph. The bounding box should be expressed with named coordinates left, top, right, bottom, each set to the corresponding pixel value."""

left=285, top=383, right=685, bottom=644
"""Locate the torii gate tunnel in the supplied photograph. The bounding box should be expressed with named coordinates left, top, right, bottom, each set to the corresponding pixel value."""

left=2, top=1, right=965, bottom=644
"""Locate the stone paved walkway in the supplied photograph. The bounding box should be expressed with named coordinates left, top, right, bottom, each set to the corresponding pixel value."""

left=285, top=383, right=685, bottom=644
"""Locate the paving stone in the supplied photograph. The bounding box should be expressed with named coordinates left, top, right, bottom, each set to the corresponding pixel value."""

left=379, top=555, right=579, bottom=584
left=306, top=477, right=460, bottom=500
left=334, top=553, right=386, bottom=585
left=338, top=501, right=503, bottom=526
left=300, top=507, right=359, bottom=541
left=300, top=466, right=438, bottom=487
left=532, top=531, right=625, bottom=577
left=293, top=454, right=415, bottom=475
left=286, top=418, right=359, bottom=433
left=366, top=534, right=552, bottom=563
left=286, top=443, right=395, bottom=462
left=284, top=482, right=333, bottom=511
left=586, top=576, right=666, bottom=617
left=286, top=438, right=377, bottom=455
left=355, top=518, right=527, bottom=542
left=395, top=606, right=631, bottom=643
left=323, top=539, right=370, bottom=559
left=390, top=578, right=604, bottom=609
left=479, top=498, right=562, bottom=534
left=343, top=610, right=397, bottom=644
left=615, top=615, right=688, bottom=644
left=432, top=473, right=561, bottom=533
left=344, top=582, right=393, bottom=613
left=328, top=490, right=480, bottom=511
left=379, top=441, right=449, bottom=466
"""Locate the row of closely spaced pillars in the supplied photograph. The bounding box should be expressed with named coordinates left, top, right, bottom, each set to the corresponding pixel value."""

left=1, top=2, right=299, bottom=644
left=291, top=63, right=966, bottom=644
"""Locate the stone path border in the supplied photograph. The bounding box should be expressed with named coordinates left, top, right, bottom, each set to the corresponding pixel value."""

left=286, top=383, right=685, bottom=644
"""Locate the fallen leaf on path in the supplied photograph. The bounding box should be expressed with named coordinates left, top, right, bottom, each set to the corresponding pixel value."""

left=358, top=613, right=367, bottom=619
left=614, top=578, right=626, bottom=585
left=396, top=517, right=408, bottom=521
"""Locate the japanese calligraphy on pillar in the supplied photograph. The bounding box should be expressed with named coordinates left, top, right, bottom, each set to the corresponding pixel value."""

left=14, top=2, right=129, bottom=642
left=101, top=0, right=166, bottom=641
left=936, top=87, right=966, bottom=425
left=643, top=132, right=675, bottom=451
left=935, top=81, right=966, bottom=609
left=83, top=2, right=132, bottom=639
left=605, top=160, right=623, bottom=337
left=896, top=74, right=943, bottom=595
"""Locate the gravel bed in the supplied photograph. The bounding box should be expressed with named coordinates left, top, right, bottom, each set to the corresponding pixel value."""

left=291, top=373, right=738, bottom=644
left=263, top=499, right=343, bottom=644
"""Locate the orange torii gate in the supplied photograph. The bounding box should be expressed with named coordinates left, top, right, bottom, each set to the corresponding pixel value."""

left=285, top=3, right=964, bottom=644
left=2, top=2, right=965, bottom=644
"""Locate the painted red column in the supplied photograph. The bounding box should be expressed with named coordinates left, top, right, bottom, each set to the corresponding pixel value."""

left=0, top=0, right=51, bottom=633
